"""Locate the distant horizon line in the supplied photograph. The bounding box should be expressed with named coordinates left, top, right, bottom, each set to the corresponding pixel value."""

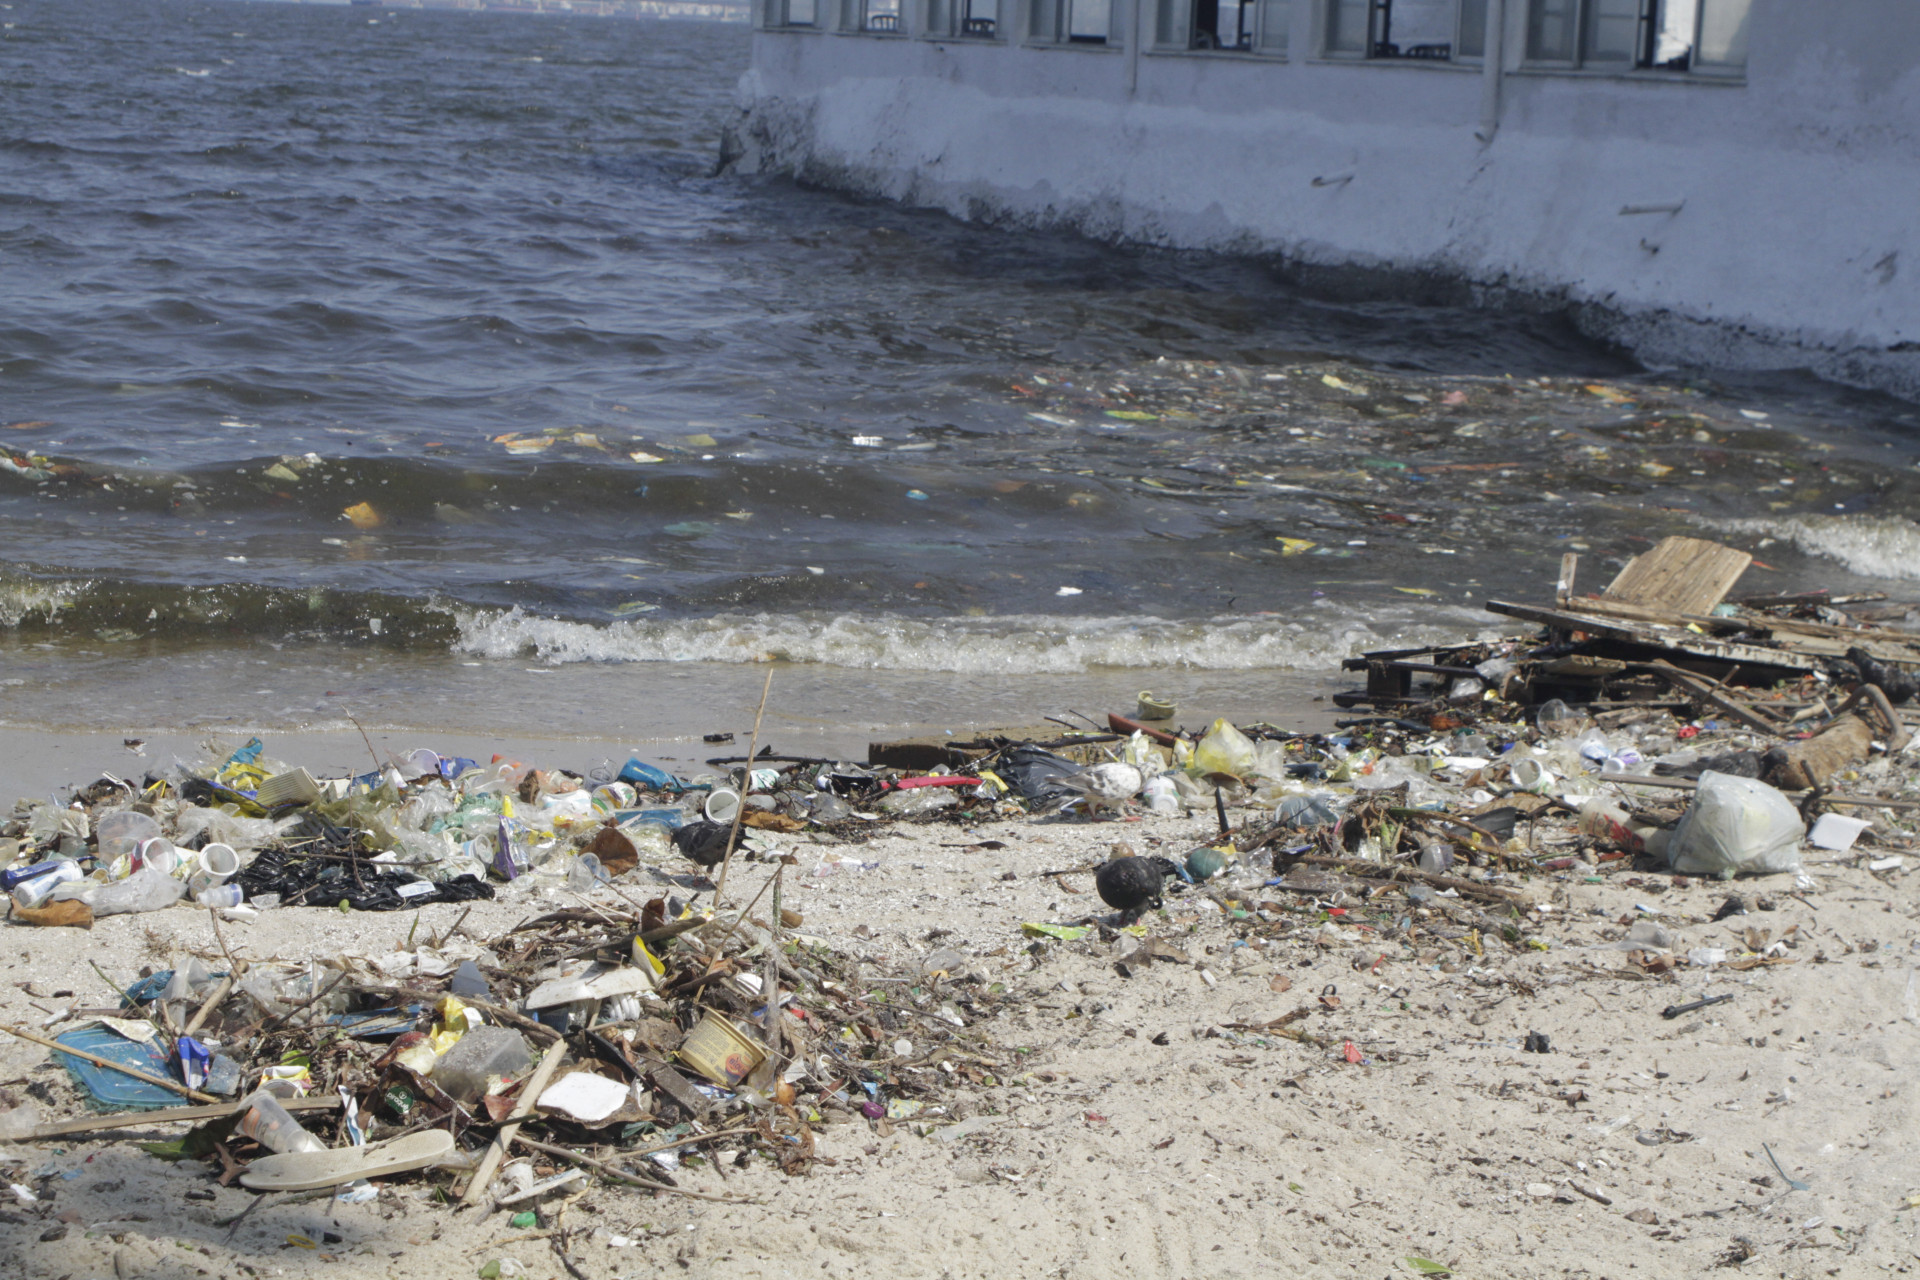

left=260, top=0, right=750, bottom=15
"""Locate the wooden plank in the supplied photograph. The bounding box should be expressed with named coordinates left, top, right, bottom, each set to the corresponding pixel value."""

left=1596, top=772, right=1920, bottom=811
left=1560, top=594, right=1920, bottom=664
left=1483, top=600, right=1822, bottom=672
left=1647, top=660, right=1786, bottom=736
left=1557, top=553, right=1580, bottom=608
left=458, top=1043, right=568, bottom=1208
left=1602, top=536, right=1753, bottom=615
left=26, top=1096, right=341, bottom=1141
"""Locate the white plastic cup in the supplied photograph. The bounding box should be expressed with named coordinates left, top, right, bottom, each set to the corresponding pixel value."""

left=1510, top=757, right=1553, bottom=793
left=196, top=843, right=241, bottom=883
left=703, top=788, right=741, bottom=824
left=195, top=883, right=243, bottom=909
left=132, top=838, right=180, bottom=877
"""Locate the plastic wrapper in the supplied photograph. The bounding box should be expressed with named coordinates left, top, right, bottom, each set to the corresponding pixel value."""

left=998, top=745, right=1084, bottom=808
left=173, top=805, right=288, bottom=852
left=1666, top=771, right=1805, bottom=878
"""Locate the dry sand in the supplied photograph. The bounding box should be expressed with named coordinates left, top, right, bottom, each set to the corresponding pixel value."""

left=3, top=799, right=1918, bottom=1280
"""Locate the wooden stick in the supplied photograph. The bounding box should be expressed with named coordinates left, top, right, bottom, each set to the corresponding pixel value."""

left=24, top=1095, right=341, bottom=1141
left=460, top=999, right=563, bottom=1047
left=1648, top=660, right=1785, bottom=737
left=705, top=866, right=783, bottom=956
left=763, top=863, right=784, bottom=1064
left=1, top=1023, right=216, bottom=1103
left=713, top=667, right=775, bottom=907
left=181, top=972, right=236, bottom=1040
left=511, top=1135, right=762, bottom=1205
left=1596, top=771, right=1920, bottom=810
left=432, top=904, right=475, bottom=950
left=231, top=967, right=350, bottom=1042
left=458, top=1043, right=569, bottom=1208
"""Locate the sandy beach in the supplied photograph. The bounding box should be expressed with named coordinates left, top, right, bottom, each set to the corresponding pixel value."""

left=3, top=751, right=1915, bottom=1280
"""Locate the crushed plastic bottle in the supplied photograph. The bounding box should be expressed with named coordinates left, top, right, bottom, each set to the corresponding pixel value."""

left=57, top=866, right=187, bottom=916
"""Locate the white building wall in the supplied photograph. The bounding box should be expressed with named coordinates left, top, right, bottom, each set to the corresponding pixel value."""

left=729, top=1, right=1920, bottom=391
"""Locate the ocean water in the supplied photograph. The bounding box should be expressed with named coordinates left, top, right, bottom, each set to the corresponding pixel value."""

left=4, top=0, right=1919, bottom=747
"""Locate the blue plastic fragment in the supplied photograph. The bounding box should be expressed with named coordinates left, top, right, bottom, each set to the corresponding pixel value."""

left=54, top=1026, right=180, bottom=1112
left=614, top=807, right=686, bottom=832
left=120, top=971, right=174, bottom=1007
left=617, top=758, right=683, bottom=793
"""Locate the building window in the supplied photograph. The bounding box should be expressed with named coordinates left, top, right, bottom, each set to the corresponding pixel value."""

left=1320, top=0, right=1466, bottom=59
left=1157, top=0, right=1286, bottom=52
left=858, top=0, right=904, bottom=31
left=1325, top=0, right=1465, bottom=60
left=1031, top=0, right=1115, bottom=44
left=1526, top=0, right=1749, bottom=73
left=766, top=0, right=819, bottom=26
left=927, top=0, right=1000, bottom=38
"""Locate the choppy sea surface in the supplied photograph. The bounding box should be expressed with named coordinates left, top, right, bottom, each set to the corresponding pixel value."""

left=4, top=0, right=1919, bottom=744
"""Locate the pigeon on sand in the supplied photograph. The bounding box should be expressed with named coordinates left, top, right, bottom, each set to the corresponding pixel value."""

left=1094, top=855, right=1181, bottom=922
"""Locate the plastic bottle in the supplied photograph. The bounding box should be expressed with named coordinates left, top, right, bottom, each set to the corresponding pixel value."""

left=9, top=860, right=83, bottom=910
left=195, top=883, right=244, bottom=909
left=2, top=859, right=76, bottom=892
left=75, top=865, right=188, bottom=916
left=235, top=1089, right=327, bottom=1155
left=1576, top=801, right=1670, bottom=857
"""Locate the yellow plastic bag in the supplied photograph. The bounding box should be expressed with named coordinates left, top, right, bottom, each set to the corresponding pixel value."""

left=1191, top=718, right=1256, bottom=778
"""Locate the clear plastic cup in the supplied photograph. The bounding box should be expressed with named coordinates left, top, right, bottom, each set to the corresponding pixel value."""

left=95, top=811, right=161, bottom=860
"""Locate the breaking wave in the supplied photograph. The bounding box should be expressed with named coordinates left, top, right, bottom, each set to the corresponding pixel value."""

left=1700, top=514, right=1920, bottom=583
left=452, top=605, right=1497, bottom=674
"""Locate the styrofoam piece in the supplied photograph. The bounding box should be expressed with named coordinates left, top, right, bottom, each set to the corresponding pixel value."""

left=1808, top=813, right=1872, bottom=852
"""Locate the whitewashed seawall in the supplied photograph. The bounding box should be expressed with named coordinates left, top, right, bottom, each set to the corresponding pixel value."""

left=728, top=3, right=1920, bottom=393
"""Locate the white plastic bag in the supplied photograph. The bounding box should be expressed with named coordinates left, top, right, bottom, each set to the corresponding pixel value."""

left=1666, top=771, right=1804, bottom=877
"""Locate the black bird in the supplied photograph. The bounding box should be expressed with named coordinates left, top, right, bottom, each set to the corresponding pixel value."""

left=1847, top=645, right=1917, bottom=705
left=1094, top=856, right=1181, bottom=922
left=672, top=820, right=735, bottom=868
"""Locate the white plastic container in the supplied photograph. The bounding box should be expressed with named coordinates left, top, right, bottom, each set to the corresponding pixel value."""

left=703, top=788, right=742, bottom=824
